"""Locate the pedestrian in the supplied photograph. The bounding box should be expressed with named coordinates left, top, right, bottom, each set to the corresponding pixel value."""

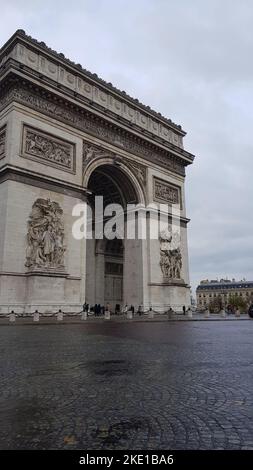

left=83, top=302, right=89, bottom=313
left=183, top=305, right=186, bottom=315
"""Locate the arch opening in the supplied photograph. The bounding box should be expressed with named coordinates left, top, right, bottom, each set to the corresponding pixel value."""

left=85, top=163, right=144, bottom=312
left=87, top=163, right=139, bottom=208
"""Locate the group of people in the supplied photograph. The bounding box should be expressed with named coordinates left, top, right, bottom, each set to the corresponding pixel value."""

left=82, top=302, right=142, bottom=316
left=82, top=303, right=109, bottom=316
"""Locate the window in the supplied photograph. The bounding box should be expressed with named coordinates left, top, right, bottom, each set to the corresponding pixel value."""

left=105, top=262, right=123, bottom=275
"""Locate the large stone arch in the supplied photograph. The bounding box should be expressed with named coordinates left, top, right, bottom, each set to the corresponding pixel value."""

left=83, top=156, right=146, bottom=206
left=83, top=157, right=147, bottom=311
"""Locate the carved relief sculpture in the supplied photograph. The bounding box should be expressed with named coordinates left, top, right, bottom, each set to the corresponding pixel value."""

left=82, top=140, right=113, bottom=172
left=25, top=198, right=66, bottom=271
left=126, top=161, right=146, bottom=186
left=22, top=125, right=76, bottom=173
left=83, top=139, right=146, bottom=185
left=159, top=228, right=182, bottom=280
left=154, top=178, right=180, bottom=205
left=0, top=126, right=6, bottom=159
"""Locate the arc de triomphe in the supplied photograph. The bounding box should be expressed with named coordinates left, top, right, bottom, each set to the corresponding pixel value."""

left=0, top=30, right=195, bottom=314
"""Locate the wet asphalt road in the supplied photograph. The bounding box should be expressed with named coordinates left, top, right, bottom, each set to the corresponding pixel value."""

left=0, top=320, right=253, bottom=450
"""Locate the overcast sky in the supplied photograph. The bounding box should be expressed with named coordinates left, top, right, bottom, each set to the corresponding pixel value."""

left=1, top=0, right=253, bottom=293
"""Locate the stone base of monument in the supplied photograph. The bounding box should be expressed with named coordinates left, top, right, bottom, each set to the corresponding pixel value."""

left=105, top=311, right=110, bottom=320
left=149, top=282, right=191, bottom=313
left=81, top=311, right=87, bottom=320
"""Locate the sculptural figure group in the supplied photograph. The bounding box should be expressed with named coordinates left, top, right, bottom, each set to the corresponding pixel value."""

left=25, top=198, right=65, bottom=270
left=159, top=228, right=182, bottom=280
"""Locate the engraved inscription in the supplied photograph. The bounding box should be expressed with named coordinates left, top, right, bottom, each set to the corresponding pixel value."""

left=154, top=178, right=180, bottom=205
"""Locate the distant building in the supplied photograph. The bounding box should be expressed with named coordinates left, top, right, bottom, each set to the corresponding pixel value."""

left=196, top=279, right=253, bottom=310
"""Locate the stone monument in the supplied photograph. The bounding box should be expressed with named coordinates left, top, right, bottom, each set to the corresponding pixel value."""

left=0, top=30, right=195, bottom=314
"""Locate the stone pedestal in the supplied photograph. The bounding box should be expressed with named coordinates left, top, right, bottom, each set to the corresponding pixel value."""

left=149, top=281, right=191, bottom=312
left=57, top=311, right=63, bottom=321
left=105, top=310, right=110, bottom=320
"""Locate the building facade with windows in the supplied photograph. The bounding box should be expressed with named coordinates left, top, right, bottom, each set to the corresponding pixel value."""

left=196, top=279, right=253, bottom=310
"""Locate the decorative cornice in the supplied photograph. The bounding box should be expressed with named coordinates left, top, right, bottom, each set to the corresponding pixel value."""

left=0, top=80, right=190, bottom=176
left=0, top=164, right=88, bottom=200
left=0, top=30, right=185, bottom=137
left=149, top=282, right=189, bottom=287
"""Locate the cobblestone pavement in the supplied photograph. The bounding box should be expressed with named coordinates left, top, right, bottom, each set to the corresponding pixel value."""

left=0, top=321, right=253, bottom=450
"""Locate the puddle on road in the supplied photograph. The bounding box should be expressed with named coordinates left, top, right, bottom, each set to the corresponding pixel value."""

left=92, top=418, right=149, bottom=445
left=85, top=360, right=136, bottom=377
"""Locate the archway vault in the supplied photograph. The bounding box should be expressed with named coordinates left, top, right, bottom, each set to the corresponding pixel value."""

left=84, top=156, right=146, bottom=310
left=83, top=156, right=146, bottom=207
